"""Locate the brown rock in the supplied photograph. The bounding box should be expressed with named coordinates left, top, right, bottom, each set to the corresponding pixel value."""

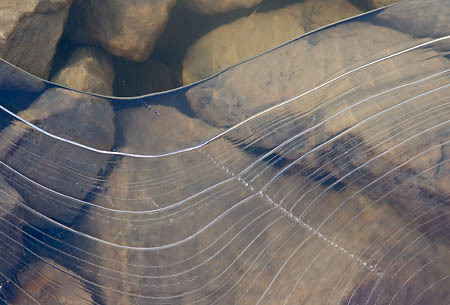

left=183, top=0, right=262, bottom=15
left=185, top=23, right=406, bottom=129
left=0, top=175, right=24, bottom=278
left=66, top=0, right=176, bottom=62
left=188, top=14, right=450, bottom=229
left=11, top=260, right=93, bottom=305
left=182, top=4, right=306, bottom=85
left=0, top=1, right=445, bottom=304
left=0, top=88, right=115, bottom=227
left=51, top=46, right=114, bottom=95
left=297, top=0, right=362, bottom=32
left=73, top=106, right=235, bottom=304
left=114, top=59, right=175, bottom=96
left=65, top=110, right=450, bottom=305
left=184, top=14, right=450, bottom=303
left=182, top=0, right=361, bottom=85
left=0, top=0, right=73, bottom=79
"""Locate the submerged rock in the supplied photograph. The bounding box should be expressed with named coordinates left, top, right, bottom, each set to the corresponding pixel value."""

left=185, top=23, right=427, bottom=136
left=0, top=0, right=73, bottom=79
left=182, top=0, right=360, bottom=85
left=0, top=59, right=45, bottom=92
left=185, top=19, right=450, bottom=263
left=0, top=0, right=449, bottom=304
left=0, top=176, right=24, bottom=278
left=0, top=88, right=115, bottom=227
left=51, top=46, right=114, bottom=95
left=183, top=0, right=262, bottom=15
left=66, top=0, right=176, bottom=62
left=296, top=0, right=361, bottom=32
left=11, top=260, right=94, bottom=305
left=374, top=0, right=450, bottom=38
left=371, top=0, right=404, bottom=8
left=72, top=106, right=231, bottom=304
left=182, top=4, right=306, bottom=85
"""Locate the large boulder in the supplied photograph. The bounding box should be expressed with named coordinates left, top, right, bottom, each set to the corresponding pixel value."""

left=66, top=0, right=176, bottom=62
left=183, top=0, right=262, bottom=15
left=0, top=88, right=115, bottom=227
left=184, top=22, right=441, bottom=141
left=0, top=0, right=73, bottom=79
left=182, top=0, right=361, bottom=84
left=51, top=46, right=114, bottom=95
left=185, top=14, right=450, bottom=282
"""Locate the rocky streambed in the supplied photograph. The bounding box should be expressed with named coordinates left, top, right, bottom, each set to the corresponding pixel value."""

left=2, top=0, right=450, bottom=305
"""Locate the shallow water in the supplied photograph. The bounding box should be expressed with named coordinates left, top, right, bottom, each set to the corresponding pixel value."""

left=0, top=0, right=450, bottom=304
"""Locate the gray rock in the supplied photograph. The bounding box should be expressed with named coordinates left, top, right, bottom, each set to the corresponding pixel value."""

left=0, top=88, right=115, bottom=227
left=182, top=0, right=361, bottom=85
left=0, top=175, right=24, bottom=277
left=0, top=0, right=73, bottom=79
left=183, top=0, right=262, bottom=15
left=51, top=46, right=114, bottom=95
left=66, top=0, right=176, bottom=62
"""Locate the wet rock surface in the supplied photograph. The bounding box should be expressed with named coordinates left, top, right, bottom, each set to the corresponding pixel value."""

left=0, top=0, right=72, bottom=79
left=51, top=46, right=114, bottom=95
left=66, top=0, right=176, bottom=62
left=183, top=0, right=262, bottom=15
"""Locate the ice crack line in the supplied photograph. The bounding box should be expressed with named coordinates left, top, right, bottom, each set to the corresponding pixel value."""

left=199, top=148, right=376, bottom=272
left=261, top=193, right=376, bottom=272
